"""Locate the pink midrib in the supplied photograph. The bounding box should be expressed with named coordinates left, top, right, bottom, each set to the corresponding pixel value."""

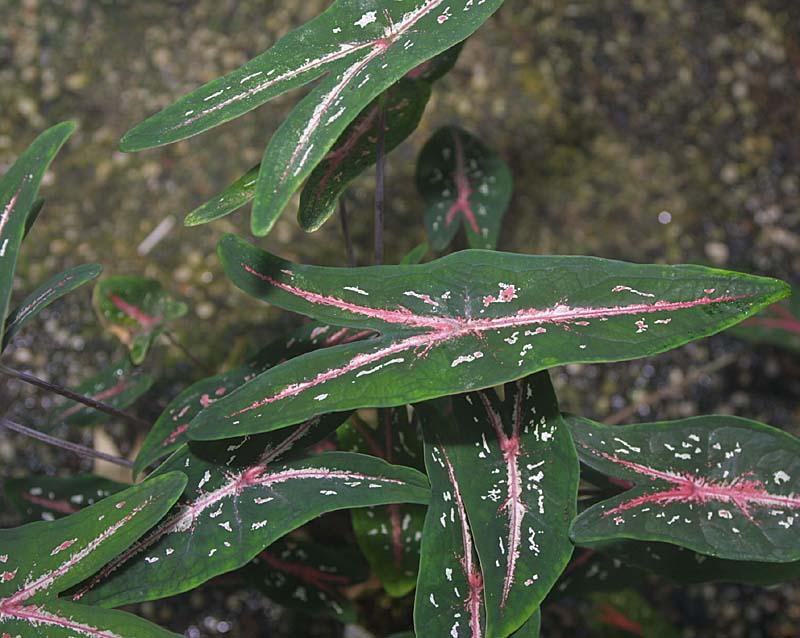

left=0, top=603, right=123, bottom=638
left=22, top=493, right=79, bottom=515
left=439, top=443, right=483, bottom=638
left=233, top=264, right=746, bottom=415
left=259, top=551, right=349, bottom=595
left=107, top=294, right=159, bottom=329
left=61, top=379, right=130, bottom=419
left=445, top=131, right=480, bottom=234
left=0, top=191, right=19, bottom=239
left=597, top=451, right=800, bottom=518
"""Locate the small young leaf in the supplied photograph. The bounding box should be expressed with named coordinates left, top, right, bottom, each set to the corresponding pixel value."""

left=338, top=409, right=426, bottom=597
left=246, top=537, right=369, bottom=622
left=0, top=122, right=75, bottom=343
left=78, top=418, right=429, bottom=607
left=135, top=322, right=371, bottom=475
left=5, top=474, right=126, bottom=523
left=568, top=415, right=800, bottom=562
left=415, top=372, right=577, bottom=638
left=190, top=235, right=789, bottom=440
left=732, top=292, right=800, bottom=353
left=183, top=163, right=259, bottom=227
left=417, top=126, right=513, bottom=251
left=0, top=472, right=186, bottom=638
left=3, top=263, right=102, bottom=351
left=93, top=276, right=187, bottom=364
left=120, top=1, right=504, bottom=236
left=54, top=358, right=154, bottom=427
left=298, top=78, right=431, bottom=232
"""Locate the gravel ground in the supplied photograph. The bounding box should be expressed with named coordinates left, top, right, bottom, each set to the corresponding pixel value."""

left=1, top=1, right=799, bottom=636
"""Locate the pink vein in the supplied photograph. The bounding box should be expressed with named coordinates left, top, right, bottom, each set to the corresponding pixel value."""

left=595, top=451, right=800, bottom=520
left=1, top=604, right=124, bottom=637
left=232, top=266, right=745, bottom=417
left=439, top=443, right=483, bottom=637
left=478, top=384, right=526, bottom=608
left=108, top=294, right=159, bottom=329
left=61, top=379, right=131, bottom=419
left=21, top=493, right=79, bottom=515
left=445, top=130, right=480, bottom=233
left=258, top=550, right=350, bottom=596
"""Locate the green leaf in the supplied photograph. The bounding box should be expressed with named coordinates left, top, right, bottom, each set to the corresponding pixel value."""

left=0, top=122, right=75, bottom=343
left=595, top=539, right=800, bottom=587
left=415, top=372, right=577, bottom=638
left=0, top=472, right=186, bottom=638
left=78, top=419, right=430, bottom=607
left=190, top=235, right=789, bottom=440
left=417, top=126, right=513, bottom=251
left=298, top=78, right=431, bottom=232
left=551, top=548, right=646, bottom=599
left=731, top=292, right=800, bottom=353
left=183, top=163, right=259, bottom=227
left=22, top=198, right=46, bottom=239
left=134, top=322, right=371, bottom=475
left=54, top=358, right=154, bottom=427
left=246, top=537, right=369, bottom=622
left=93, top=276, right=187, bottom=365
left=589, top=590, right=677, bottom=638
left=405, top=41, right=464, bottom=82
left=568, top=415, right=800, bottom=562
left=120, top=0, right=504, bottom=236
left=387, top=613, right=540, bottom=638
left=5, top=474, right=126, bottom=523
left=401, top=243, right=429, bottom=265
left=3, top=263, right=102, bottom=351
left=338, top=409, right=426, bottom=597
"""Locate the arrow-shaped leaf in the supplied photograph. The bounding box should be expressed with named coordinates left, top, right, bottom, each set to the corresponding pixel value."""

left=568, top=415, right=800, bottom=562
left=3, top=263, right=102, bottom=351
left=189, top=235, right=788, bottom=441
left=417, top=126, right=512, bottom=251
left=93, top=276, right=187, bottom=365
left=0, top=122, right=75, bottom=342
left=246, top=537, right=369, bottom=622
left=415, top=372, right=577, bottom=638
left=5, top=474, right=126, bottom=523
left=0, top=472, right=186, bottom=638
left=732, top=292, right=800, bottom=353
left=77, top=417, right=429, bottom=607
left=121, top=0, right=503, bottom=236
left=338, top=409, right=426, bottom=597
left=54, top=358, right=154, bottom=427
left=135, top=322, right=371, bottom=475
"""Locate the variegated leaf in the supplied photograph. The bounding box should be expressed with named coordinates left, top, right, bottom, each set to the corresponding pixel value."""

left=189, top=235, right=788, bottom=440
left=732, top=292, right=800, bottom=353
left=338, top=409, right=426, bottom=597
left=298, top=78, right=431, bottom=231
left=568, top=415, right=800, bottom=562
left=5, top=474, right=126, bottom=523
left=54, top=358, right=154, bottom=427
left=93, top=276, right=187, bottom=365
left=121, top=0, right=503, bottom=236
left=183, top=163, right=259, bottom=227
left=0, top=472, right=186, bottom=638
left=415, top=372, right=576, bottom=638
left=134, top=322, right=371, bottom=475
left=246, top=537, right=369, bottom=622
left=0, top=122, right=75, bottom=343
left=417, top=126, right=512, bottom=250
left=3, top=263, right=102, bottom=351
left=78, top=419, right=429, bottom=607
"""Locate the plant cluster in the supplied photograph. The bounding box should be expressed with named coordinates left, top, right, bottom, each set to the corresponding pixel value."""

left=1, top=2, right=798, bottom=637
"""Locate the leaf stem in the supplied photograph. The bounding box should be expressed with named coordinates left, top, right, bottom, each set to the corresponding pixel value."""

left=373, top=94, right=387, bottom=266
left=0, top=363, right=150, bottom=429
left=163, top=330, right=213, bottom=374
left=0, top=417, right=133, bottom=468
left=339, top=196, right=356, bottom=267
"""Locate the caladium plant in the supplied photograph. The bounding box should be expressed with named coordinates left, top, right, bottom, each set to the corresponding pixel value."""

left=0, top=472, right=186, bottom=638
left=732, top=293, right=800, bottom=353
left=189, top=234, right=787, bottom=440
left=4, top=1, right=799, bottom=636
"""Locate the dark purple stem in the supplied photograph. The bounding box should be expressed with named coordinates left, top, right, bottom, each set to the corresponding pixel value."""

left=373, top=94, right=387, bottom=266
left=164, top=330, right=213, bottom=374
left=0, top=417, right=133, bottom=468
left=0, top=363, right=150, bottom=429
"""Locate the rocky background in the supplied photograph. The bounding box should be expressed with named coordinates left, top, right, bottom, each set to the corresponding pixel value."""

left=1, top=1, right=799, bottom=636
